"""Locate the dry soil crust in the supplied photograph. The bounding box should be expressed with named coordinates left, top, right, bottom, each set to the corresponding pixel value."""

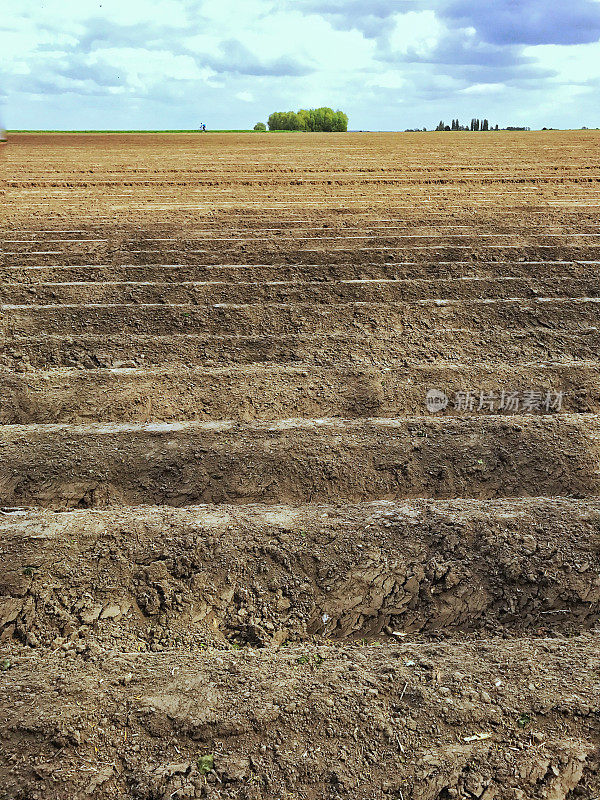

left=1, top=416, right=600, bottom=507
left=6, top=329, right=600, bottom=372
left=1, top=500, right=600, bottom=653
left=1, top=637, right=600, bottom=800
left=1, top=364, right=599, bottom=424
left=4, top=298, right=600, bottom=337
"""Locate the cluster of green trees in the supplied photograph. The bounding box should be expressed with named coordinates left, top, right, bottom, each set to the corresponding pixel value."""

left=267, top=108, right=348, bottom=132
left=435, top=118, right=499, bottom=131
left=267, top=111, right=302, bottom=130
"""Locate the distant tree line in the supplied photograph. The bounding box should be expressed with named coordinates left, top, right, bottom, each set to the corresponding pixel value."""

left=267, top=108, right=349, bottom=132
left=435, top=118, right=499, bottom=131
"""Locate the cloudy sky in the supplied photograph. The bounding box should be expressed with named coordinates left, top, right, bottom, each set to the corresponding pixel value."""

left=3, top=0, right=600, bottom=130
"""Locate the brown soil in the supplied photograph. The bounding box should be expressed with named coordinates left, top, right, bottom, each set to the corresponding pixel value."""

left=2, top=131, right=600, bottom=800
left=2, top=499, right=600, bottom=653
left=1, top=415, right=600, bottom=508
left=2, top=363, right=599, bottom=424
left=2, top=638, right=600, bottom=800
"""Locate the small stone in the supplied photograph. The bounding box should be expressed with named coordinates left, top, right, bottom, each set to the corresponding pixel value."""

left=100, top=604, right=122, bottom=620
left=522, top=535, right=537, bottom=555
left=80, top=605, right=103, bottom=624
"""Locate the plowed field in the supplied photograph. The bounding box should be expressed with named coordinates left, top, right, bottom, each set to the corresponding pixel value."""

left=2, top=131, right=600, bottom=800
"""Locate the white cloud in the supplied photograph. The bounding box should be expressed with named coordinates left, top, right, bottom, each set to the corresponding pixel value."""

left=523, top=41, right=600, bottom=84
left=366, top=71, right=407, bottom=89
left=2, top=0, right=600, bottom=129
left=460, top=82, right=507, bottom=94
left=95, top=49, right=209, bottom=85
left=387, top=10, right=443, bottom=55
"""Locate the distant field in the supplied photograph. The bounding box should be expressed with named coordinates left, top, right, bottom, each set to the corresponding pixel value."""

left=7, top=128, right=344, bottom=134
left=8, top=129, right=257, bottom=134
